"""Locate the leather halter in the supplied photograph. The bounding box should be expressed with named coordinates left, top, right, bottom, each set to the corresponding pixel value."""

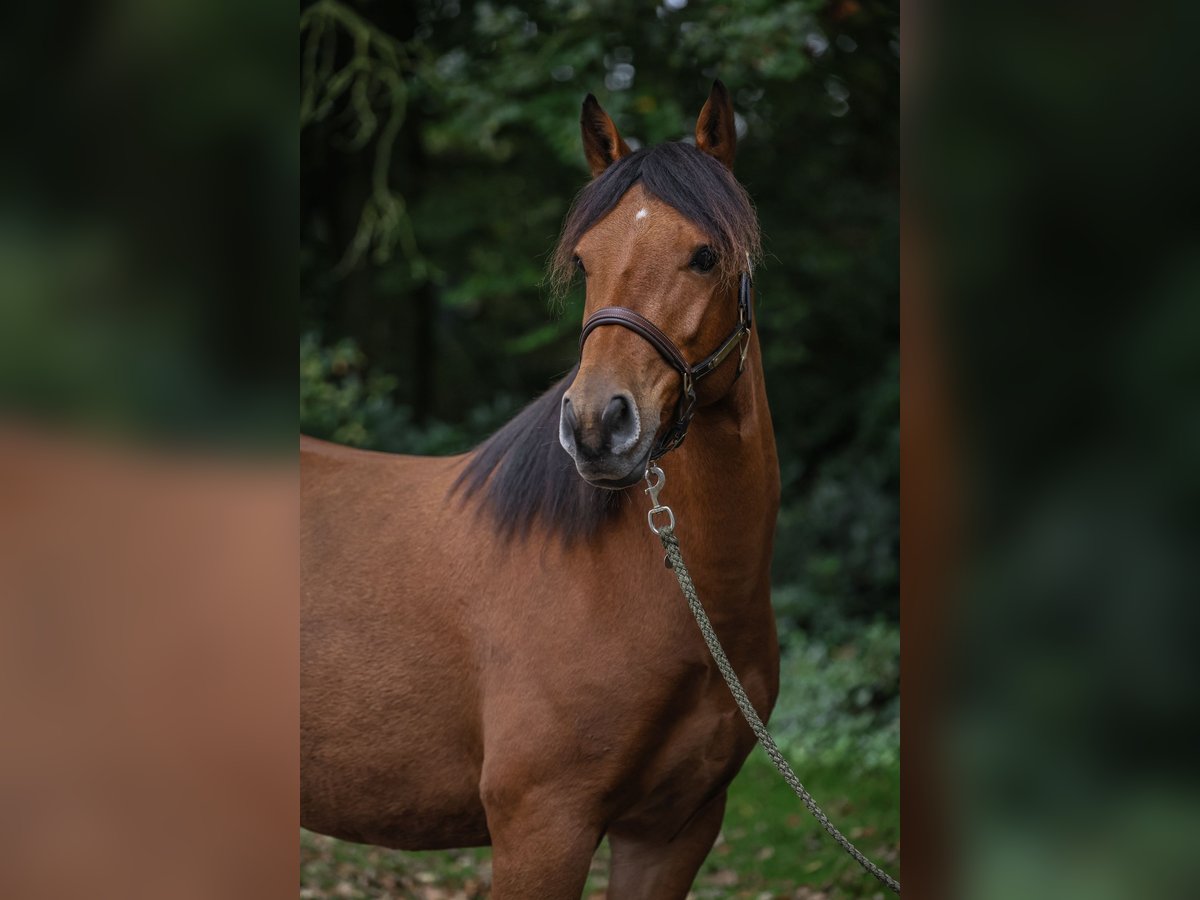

left=578, top=269, right=753, bottom=460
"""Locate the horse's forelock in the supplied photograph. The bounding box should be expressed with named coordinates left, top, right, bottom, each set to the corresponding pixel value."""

left=549, top=142, right=761, bottom=301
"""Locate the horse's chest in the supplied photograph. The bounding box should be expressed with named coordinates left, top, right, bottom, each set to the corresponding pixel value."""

left=485, top=573, right=776, bottom=827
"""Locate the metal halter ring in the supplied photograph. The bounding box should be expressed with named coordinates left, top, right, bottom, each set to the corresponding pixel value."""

left=647, top=505, right=675, bottom=536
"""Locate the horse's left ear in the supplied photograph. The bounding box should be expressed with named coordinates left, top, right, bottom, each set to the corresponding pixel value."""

left=694, top=80, right=736, bottom=170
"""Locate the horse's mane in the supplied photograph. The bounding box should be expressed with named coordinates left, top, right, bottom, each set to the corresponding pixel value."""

left=456, top=140, right=761, bottom=540
left=452, top=366, right=624, bottom=542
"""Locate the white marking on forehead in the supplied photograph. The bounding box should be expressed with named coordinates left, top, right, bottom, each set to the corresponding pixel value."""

left=635, top=208, right=648, bottom=220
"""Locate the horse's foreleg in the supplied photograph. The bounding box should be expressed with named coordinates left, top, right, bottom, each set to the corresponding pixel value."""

left=605, top=790, right=727, bottom=900
left=483, top=783, right=601, bottom=900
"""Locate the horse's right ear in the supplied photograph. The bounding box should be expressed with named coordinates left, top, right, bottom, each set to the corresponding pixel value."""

left=581, top=94, right=631, bottom=177
left=695, top=79, right=737, bottom=170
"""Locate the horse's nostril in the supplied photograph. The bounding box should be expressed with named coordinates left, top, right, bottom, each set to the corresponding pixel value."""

left=601, top=395, right=631, bottom=433
left=562, top=397, right=579, bottom=432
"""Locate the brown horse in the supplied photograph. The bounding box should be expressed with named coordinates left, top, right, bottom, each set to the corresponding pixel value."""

left=301, top=81, right=780, bottom=899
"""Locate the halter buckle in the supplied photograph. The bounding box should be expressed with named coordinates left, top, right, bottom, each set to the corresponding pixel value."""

left=681, top=371, right=695, bottom=405
left=737, top=330, right=750, bottom=374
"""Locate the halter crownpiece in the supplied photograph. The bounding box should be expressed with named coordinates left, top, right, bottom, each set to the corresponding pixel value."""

left=578, top=267, right=754, bottom=461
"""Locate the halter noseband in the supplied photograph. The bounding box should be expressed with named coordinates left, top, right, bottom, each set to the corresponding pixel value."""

left=578, top=268, right=753, bottom=461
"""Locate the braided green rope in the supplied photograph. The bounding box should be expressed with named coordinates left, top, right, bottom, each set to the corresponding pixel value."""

left=657, top=524, right=901, bottom=894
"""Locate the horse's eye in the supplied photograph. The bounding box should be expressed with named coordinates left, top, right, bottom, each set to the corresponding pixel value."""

left=690, top=246, right=717, bottom=273
left=574, top=255, right=586, bottom=275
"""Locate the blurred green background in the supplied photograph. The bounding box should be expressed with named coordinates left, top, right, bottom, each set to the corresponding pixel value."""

left=913, top=3, right=1200, bottom=898
left=300, top=0, right=898, bottom=896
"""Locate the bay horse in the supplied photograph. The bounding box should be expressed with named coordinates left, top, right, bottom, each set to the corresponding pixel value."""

left=301, top=81, right=780, bottom=899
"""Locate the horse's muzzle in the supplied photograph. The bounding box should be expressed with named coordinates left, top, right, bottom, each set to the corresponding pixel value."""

left=558, top=391, right=652, bottom=488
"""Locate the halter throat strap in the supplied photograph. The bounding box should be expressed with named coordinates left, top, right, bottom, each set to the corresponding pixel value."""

left=577, top=270, right=753, bottom=460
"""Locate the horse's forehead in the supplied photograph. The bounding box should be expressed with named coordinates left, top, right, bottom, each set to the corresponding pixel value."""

left=580, top=184, right=703, bottom=257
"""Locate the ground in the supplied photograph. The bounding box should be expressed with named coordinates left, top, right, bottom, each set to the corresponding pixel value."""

left=299, top=752, right=900, bottom=899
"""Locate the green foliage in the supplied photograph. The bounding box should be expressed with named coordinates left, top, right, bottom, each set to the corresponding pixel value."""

left=772, top=622, right=901, bottom=772
left=299, top=332, right=399, bottom=448
left=771, top=350, right=900, bottom=639
left=300, top=332, right=520, bottom=454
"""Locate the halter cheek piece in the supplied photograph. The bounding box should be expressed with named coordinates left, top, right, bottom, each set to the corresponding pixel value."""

left=578, top=269, right=753, bottom=461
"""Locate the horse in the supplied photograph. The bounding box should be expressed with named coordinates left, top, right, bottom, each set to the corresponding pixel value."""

left=301, top=80, right=781, bottom=899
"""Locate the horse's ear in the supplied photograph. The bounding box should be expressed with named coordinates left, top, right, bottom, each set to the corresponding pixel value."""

left=694, top=80, right=736, bottom=170
left=581, top=94, right=631, bottom=177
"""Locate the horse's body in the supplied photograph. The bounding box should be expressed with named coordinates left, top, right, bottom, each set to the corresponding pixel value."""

left=301, top=83, right=782, bottom=899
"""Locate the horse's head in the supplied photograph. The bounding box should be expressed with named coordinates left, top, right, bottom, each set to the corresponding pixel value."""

left=555, top=82, right=760, bottom=488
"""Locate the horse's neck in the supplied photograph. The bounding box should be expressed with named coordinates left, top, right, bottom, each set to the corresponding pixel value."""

left=659, top=338, right=779, bottom=611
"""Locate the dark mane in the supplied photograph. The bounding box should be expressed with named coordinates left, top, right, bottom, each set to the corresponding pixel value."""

left=452, top=367, right=624, bottom=541
left=550, top=141, right=761, bottom=296
left=458, top=141, right=761, bottom=539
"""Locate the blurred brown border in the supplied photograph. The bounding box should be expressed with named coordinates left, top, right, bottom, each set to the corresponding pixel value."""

left=0, top=427, right=299, bottom=900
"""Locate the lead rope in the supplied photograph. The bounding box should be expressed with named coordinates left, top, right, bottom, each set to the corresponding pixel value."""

left=644, top=466, right=901, bottom=894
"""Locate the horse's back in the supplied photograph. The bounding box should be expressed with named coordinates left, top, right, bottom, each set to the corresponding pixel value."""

left=300, top=437, right=490, bottom=848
